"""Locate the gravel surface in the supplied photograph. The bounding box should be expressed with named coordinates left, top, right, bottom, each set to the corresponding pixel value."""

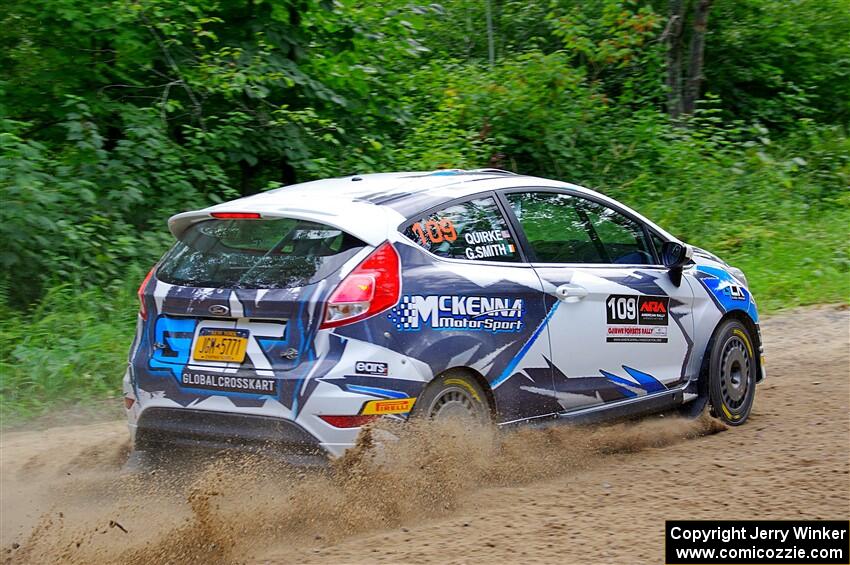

left=1, top=305, right=847, bottom=564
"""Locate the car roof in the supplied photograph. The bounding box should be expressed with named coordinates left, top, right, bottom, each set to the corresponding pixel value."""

left=212, top=169, right=555, bottom=215
left=169, top=170, right=676, bottom=246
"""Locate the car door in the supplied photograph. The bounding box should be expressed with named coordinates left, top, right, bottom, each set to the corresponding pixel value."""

left=397, top=193, right=558, bottom=422
left=500, top=189, right=695, bottom=414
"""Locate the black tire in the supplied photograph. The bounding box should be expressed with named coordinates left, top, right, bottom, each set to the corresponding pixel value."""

left=707, top=319, right=757, bottom=426
left=414, top=370, right=492, bottom=424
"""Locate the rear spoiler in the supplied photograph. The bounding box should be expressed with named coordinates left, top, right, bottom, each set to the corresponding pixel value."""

left=168, top=201, right=404, bottom=247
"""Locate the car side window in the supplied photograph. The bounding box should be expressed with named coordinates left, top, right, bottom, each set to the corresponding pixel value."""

left=650, top=232, right=667, bottom=263
left=576, top=198, right=654, bottom=264
left=404, top=196, right=520, bottom=262
left=506, top=191, right=653, bottom=264
left=505, top=192, right=602, bottom=263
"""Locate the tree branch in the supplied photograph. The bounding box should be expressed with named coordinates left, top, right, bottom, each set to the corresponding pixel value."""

left=141, top=15, right=206, bottom=130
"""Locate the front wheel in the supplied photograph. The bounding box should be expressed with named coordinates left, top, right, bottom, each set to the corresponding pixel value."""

left=708, top=319, right=757, bottom=426
left=414, top=371, right=492, bottom=424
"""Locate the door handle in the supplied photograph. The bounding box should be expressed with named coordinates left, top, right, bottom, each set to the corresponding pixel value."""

left=555, top=283, right=588, bottom=302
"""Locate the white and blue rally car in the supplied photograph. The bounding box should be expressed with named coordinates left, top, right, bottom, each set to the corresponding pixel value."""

left=124, top=170, right=764, bottom=462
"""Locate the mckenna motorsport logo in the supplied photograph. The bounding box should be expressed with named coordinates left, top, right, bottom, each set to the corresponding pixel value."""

left=389, top=295, right=524, bottom=333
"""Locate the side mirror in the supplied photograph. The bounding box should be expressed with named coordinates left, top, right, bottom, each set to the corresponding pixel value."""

left=661, top=241, right=692, bottom=286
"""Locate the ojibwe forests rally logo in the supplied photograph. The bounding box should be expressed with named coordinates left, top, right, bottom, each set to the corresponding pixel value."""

left=389, top=295, right=525, bottom=333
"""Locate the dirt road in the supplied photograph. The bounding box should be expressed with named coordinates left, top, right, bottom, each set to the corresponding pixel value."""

left=1, top=306, right=848, bottom=564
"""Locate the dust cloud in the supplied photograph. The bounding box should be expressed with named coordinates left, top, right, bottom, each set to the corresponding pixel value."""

left=4, top=415, right=723, bottom=564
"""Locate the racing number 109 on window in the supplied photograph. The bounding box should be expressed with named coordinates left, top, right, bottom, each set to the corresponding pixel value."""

left=410, top=218, right=457, bottom=245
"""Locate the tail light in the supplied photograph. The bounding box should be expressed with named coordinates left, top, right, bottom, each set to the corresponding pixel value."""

left=320, top=242, right=401, bottom=329
left=318, top=415, right=378, bottom=428
left=138, top=267, right=155, bottom=320
left=210, top=212, right=262, bottom=219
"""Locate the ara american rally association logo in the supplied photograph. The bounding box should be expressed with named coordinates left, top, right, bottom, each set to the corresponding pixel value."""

left=389, top=295, right=524, bottom=333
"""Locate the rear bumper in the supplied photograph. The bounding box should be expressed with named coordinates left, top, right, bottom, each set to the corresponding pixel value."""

left=135, top=407, right=331, bottom=465
left=123, top=330, right=433, bottom=459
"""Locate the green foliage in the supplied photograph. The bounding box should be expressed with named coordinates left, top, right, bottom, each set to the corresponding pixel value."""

left=0, top=279, right=140, bottom=421
left=0, top=0, right=848, bottom=417
left=602, top=116, right=850, bottom=311
left=705, top=0, right=850, bottom=127
left=0, top=109, right=225, bottom=303
left=548, top=0, right=664, bottom=105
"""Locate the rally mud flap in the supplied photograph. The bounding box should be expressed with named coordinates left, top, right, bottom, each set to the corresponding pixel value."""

left=125, top=407, right=333, bottom=470
left=121, top=444, right=330, bottom=475
left=678, top=390, right=709, bottom=419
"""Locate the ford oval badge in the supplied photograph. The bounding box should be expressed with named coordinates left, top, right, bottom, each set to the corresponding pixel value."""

left=208, top=304, right=229, bottom=316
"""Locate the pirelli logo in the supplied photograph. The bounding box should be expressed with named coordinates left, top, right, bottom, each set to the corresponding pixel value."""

left=360, top=397, right=416, bottom=415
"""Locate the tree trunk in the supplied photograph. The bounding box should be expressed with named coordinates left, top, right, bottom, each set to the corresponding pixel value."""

left=281, top=160, right=297, bottom=187
left=239, top=160, right=258, bottom=197
left=665, top=0, right=688, bottom=119
left=485, top=0, right=495, bottom=68
left=682, top=0, right=713, bottom=115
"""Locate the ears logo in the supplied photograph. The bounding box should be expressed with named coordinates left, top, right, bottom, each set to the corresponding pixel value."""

left=389, top=295, right=524, bottom=333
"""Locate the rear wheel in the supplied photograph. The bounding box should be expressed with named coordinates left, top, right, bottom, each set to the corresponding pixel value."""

left=708, top=319, right=757, bottom=426
left=415, top=370, right=492, bottom=424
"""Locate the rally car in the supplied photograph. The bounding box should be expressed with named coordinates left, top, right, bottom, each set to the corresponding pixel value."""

left=124, top=169, right=764, bottom=463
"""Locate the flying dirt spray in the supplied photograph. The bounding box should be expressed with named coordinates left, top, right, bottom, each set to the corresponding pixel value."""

left=6, top=415, right=725, bottom=564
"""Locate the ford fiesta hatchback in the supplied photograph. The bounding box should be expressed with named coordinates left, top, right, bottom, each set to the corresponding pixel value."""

left=125, top=169, right=764, bottom=462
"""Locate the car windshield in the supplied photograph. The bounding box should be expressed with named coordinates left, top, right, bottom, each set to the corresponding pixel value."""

left=157, top=218, right=366, bottom=289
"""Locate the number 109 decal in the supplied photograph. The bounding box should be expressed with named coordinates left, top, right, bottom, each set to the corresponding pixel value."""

left=606, top=295, right=669, bottom=326
left=607, top=295, right=638, bottom=324
left=606, top=294, right=670, bottom=343
left=410, top=218, right=457, bottom=245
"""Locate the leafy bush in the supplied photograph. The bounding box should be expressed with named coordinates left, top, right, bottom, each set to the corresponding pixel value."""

left=0, top=111, right=220, bottom=304
left=0, top=279, right=140, bottom=421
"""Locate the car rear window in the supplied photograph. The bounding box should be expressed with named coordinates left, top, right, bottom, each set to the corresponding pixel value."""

left=157, top=218, right=366, bottom=289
